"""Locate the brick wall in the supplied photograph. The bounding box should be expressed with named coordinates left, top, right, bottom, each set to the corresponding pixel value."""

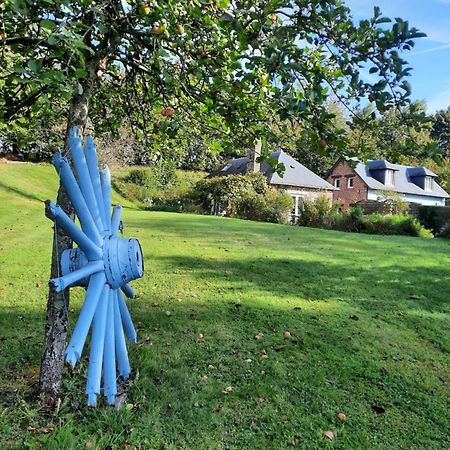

left=326, top=159, right=367, bottom=210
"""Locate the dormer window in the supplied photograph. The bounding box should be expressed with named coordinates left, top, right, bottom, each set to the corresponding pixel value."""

left=424, top=176, right=433, bottom=191
left=385, top=169, right=395, bottom=186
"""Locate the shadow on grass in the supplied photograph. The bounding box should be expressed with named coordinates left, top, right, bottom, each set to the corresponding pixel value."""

left=0, top=180, right=47, bottom=203
left=150, top=254, right=450, bottom=314
left=1, top=286, right=449, bottom=449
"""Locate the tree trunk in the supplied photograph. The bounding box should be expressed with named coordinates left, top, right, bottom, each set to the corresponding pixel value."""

left=39, top=72, right=96, bottom=406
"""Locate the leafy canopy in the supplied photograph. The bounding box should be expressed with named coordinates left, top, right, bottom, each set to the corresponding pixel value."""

left=1, top=0, right=425, bottom=155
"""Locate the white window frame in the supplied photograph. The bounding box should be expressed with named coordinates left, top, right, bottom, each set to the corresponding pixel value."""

left=347, top=177, right=354, bottom=188
left=424, top=176, right=433, bottom=191
left=385, top=169, right=395, bottom=186
left=290, top=195, right=304, bottom=222
left=334, top=178, right=340, bottom=188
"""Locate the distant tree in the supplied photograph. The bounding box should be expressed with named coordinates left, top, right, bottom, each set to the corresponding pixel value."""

left=347, top=101, right=437, bottom=163
left=431, top=107, right=450, bottom=158
left=1, top=0, right=426, bottom=404
left=264, top=99, right=348, bottom=176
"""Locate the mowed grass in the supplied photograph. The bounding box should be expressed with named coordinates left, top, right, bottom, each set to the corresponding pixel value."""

left=0, top=162, right=449, bottom=450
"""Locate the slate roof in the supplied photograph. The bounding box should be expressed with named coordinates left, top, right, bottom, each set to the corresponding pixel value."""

left=211, top=150, right=336, bottom=191
left=353, top=160, right=449, bottom=199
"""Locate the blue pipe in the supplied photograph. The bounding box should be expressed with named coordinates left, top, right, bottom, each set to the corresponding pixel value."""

left=68, top=130, right=103, bottom=234
left=103, top=289, right=117, bottom=405
left=114, top=290, right=131, bottom=380
left=118, top=289, right=137, bottom=344
left=100, top=166, right=112, bottom=234
left=111, top=205, right=123, bottom=236
left=65, top=272, right=106, bottom=367
left=50, top=259, right=103, bottom=292
left=86, top=283, right=110, bottom=407
left=84, top=136, right=107, bottom=232
left=45, top=201, right=102, bottom=261
left=121, top=283, right=135, bottom=299
left=52, top=153, right=102, bottom=246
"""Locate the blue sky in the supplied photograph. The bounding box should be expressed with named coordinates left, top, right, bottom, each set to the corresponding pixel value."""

left=345, top=0, right=450, bottom=112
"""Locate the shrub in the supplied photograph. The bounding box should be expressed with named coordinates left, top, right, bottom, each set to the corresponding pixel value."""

left=331, top=207, right=364, bottom=232
left=298, top=197, right=432, bottom=237
left=353, top=213, right=432, bottom=237
left=381, top=198, right=410, bottom=215
left=125, top=169, right=151, bottom=187
left=115, top=167, right=206, bottom=210
left=235, top=190, right=267, bottom=221
left=154, top=158, right=177, bottom=187
left=417, top=205, right=450, bottom=235
left=298, top=196, right=339, bottom=227
left=262, top=190, right=293, bottom=224
left=193, top=172, right=292, bottom=224
left=438, top=223, right=450, bottom=238
left=359, top=214, right=433, bottom=237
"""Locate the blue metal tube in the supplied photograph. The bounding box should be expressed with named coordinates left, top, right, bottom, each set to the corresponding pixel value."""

left=118, top=289, right=137, bottom=344
left=86, top=283, right=110, bottom=407
left=52, top=152, right=102, bottom=246
left=121, top=283, right=135, bottom=299
left=50, top=260, right=103, bottom=292
left=100, top=166, right=112, bottom=234
left=46, top=201, right=102, bottom=261
left=111, top=205, right=123, bottom=236
left=68, top=131, right=104, bottom=234
left=65, top=272, right=106, bottom=368
left=103, top=289, right=117, bottom=405
left=114, top=290, right=131, bottom=380
left=84, top=135, right=107, bottom=232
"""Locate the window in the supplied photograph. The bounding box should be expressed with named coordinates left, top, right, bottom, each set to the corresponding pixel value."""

left=334, top=178, right=340, bottom=188
left=290, top=196, right=303, bottom=223
left=347, top=177, right=354, bottom=188
left=385, top=169, right=395, bottom=186
left=291, top=196, right=297, bottom=216
left=425, top=176, right=433, bottom=191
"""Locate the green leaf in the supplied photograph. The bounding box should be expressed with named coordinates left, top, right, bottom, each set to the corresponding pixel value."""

left=210, top=140, right=223, bottom=156
left=74, top=69, right=88, bottom=78
left=40, top=19, right=56, bottom=30
left=27, top=59, right=42, bottom=74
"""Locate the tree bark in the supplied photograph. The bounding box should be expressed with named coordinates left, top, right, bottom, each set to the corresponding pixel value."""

left=39, top=66, right=97, bottom=406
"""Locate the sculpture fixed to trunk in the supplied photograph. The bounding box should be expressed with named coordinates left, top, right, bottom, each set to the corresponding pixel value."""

left=45, top=128, right=144, bottom=406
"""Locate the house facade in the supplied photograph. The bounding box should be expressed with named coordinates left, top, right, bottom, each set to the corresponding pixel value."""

left=327, top=157, right=449, bottom=210
left=211, top=148, right=336, bottom=221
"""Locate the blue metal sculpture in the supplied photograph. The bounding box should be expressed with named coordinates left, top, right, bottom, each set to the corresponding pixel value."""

left=45, top=128, right=143, bottom=406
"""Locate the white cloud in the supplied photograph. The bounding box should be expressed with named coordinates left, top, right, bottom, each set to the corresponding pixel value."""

left=409, top=43, right=450, bottom=56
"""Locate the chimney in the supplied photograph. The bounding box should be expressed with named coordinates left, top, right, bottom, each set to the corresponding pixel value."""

left=247, top=139, right=262, bottom=173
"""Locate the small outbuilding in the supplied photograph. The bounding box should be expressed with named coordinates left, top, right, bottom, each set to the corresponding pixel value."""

left=211, top=147, right=336, bottom=222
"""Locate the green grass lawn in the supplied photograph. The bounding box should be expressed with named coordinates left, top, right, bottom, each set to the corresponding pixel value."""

left=0, top=162, right=449, bottom=449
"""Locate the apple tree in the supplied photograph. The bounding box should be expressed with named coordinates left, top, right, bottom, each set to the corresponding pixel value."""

left=1, top=0, right=425, bottom=404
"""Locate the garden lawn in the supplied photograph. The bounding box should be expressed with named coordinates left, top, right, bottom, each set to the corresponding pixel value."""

left=0, top=162, right=449, bottom=450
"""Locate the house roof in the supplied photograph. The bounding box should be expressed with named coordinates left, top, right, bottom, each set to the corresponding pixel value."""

left=367, top=160, right=400, bottom=171
left=352, top=160, right=449, bottom=199
left=212, top=150, right=336, bottom=191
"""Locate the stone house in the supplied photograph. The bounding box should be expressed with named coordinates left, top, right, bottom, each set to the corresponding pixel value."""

left=211, top=146, right=336, bottom=222
left=326, top=157, right=449, bottom=210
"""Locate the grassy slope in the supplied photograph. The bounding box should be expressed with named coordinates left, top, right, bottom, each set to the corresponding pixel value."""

left=0, top=162, right=449, bottom=450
